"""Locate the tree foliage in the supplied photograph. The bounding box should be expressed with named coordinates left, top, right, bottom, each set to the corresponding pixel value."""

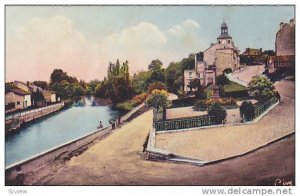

left=216, top=74, right=230, bottom=85
left=146, top=89, right=170, bottom=110
left=239, top=101, right=255, bottom=121
left=248, top=75, right=275, bottom=99
left=207, top=102, right=227, bottom=124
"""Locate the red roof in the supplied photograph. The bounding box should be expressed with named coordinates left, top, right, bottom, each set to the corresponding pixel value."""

left=268, top=55, right=295, bottom=63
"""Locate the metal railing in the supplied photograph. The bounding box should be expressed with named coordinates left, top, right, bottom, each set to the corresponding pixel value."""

left=254, top=97, right=278, bottom=118
left=5, top=102, right=64, bottom=121
left=154, top=115, right=215, bottom=131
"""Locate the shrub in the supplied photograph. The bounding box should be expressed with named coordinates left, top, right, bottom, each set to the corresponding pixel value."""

left=131, top=93, right=149, bottom=106
left=223, top=68, right=233, bottom=74
left=115, top=101, right=135, bottom=113
left=239, top=101, right=255, bottom=121
left=207, top=103, right=227, bottom=124
left=216, top=74, right=230, bottom=85
left=147, top=81, right=167, bottom=93
left=146, top=89, right=170, bottom=110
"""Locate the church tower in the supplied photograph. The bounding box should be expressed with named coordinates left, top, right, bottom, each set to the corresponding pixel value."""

left=217, top=20, right=232, bottom=46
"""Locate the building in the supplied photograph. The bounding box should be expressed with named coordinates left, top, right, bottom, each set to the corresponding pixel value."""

left=42, top=90, right=57, bottom=103
left=203, top=20, right=240, bottom=75
left=276, top=19, right=295, bottom=56
left=267, top=19, right=295, bottom=74
left=184, top=20, right=239, bottom=92
left=5, top=88, right=32, bottom=110
left=240, top=48, right=263, bottom=65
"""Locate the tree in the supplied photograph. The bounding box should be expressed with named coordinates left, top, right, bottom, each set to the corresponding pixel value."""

left=248, top=75, right=275, bottom=100
left=239, top=101, right=255, bottom=121
left=149, top=67, right=166, bottom=83
left=33, top=81, right=48, bottom=89
left=132, top=71, right=150, bottom=94
left=148, top=59, right=163, bottom=70
left=181, top=55, right=195, bottom=70
left=146, top=89, right=170, bottom=110
left=32, top=89, right=45, bottom=105
left=207, top=103, right=227, bottom=124
left=187, top=78, right=198, bottom=92
left=216, top=74, right=230, bottom=85
left=50, top=69, right=68, bottom=84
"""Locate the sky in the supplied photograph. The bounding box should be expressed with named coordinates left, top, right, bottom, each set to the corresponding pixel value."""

left=5, top=5, right=294, bottom=82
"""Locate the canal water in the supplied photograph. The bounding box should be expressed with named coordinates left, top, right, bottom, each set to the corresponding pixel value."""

left=5, top=97, right=120, bottom=166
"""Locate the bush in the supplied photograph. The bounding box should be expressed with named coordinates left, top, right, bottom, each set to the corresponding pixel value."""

left=223, top=68, right=233, bottom=74
left=147, top=81, right=167, bottom=93
left=115, top=101, right=135, bottom=113
left=239, top=101, right=255, bottom=121
left=207, top=103, right=227, bottom=124
left=194, top=97, right=236, bottom=111
left=131, top=93, right=149, bottom=106
left=216, top=74, right=230, bottom=85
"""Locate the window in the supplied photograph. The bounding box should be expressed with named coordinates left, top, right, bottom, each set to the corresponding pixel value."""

left=17, top=101, right=20, bottom=105
left=189, top=72, right=192, bottom=78
left=228, top=40, right=230, bottom=44
left=218, top=41, right=221, bottom=44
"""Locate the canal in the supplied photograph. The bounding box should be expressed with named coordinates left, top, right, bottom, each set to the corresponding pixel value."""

left=5, top=97, right=120, bottom=166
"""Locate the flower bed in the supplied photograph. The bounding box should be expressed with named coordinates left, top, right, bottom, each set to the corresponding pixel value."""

left=194, top=97, right=237, bottom=111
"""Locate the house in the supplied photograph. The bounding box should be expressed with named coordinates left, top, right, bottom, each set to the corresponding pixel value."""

left=5, top=88, right=32, bottom=110
left=267, top=19, right=295, bottom=74
left=240, top=48, right=263, bottom=65
left=42, top=90, right=57, bottom=103
left=184, top=20, right=239, bottom=92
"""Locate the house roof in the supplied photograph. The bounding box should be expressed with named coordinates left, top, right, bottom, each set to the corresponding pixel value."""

left=241, top=48, right=262, bottom=56
left=268, top=55, right=295, bottom=63
left=7, top=88, right=31, bottom=96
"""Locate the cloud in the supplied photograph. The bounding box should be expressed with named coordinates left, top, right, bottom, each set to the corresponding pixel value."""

left=100, top=20, right=203, bottom=73
left=6, top=15, right=95, bottom=82
left=6, top=17, right=204, bottom=82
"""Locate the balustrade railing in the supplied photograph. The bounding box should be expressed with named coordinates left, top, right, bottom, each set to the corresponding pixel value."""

left=154, top=115, right=216, bottom=131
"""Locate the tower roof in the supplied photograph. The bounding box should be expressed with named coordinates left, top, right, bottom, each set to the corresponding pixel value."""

left=221, top=21, right=228, bottom=28
left=218, top=19, right=231, bottom=39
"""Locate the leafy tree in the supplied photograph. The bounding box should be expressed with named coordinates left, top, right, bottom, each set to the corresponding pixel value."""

left=33, top=81, right=48, bottom=89
left=216, top=74, right=230, bottom=85
left=32, top=89, right=45, bottom=105
left=50, top=69, right=69, bottom=84
left=181, top=55, right=195, bottom=70
left=73, top=85, right=85, bottom=98
left=132, top=71, right=150, bottom=94
left=248, top=75, right=275, bottom=99
left=195, top=80, right=206, bottom=100
left=87, top=80, right=101, bottom=94
left=146, top=89, right=170, bottom=110
left=149, top=67, right=166, bottom=83
left=148, top=59, right=163, bottom=70
left=207, top=103, right=227, bottom=124
left=187, top=78, right=198, bottom=92
left=239, top=101, right=255, bottom=121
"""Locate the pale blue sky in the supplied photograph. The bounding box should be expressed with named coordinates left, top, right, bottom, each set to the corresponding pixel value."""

left=6, top=5, right=294, bottom=81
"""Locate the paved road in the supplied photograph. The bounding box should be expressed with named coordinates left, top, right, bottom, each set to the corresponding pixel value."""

left=26, top=110, right=294, bottom=185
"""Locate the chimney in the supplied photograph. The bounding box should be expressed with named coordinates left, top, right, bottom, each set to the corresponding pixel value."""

left=279, top=22, right=284, bottom=29
left=290, top=19, right=295, bottom=27
left=260, top=48, right=262, bottom=53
